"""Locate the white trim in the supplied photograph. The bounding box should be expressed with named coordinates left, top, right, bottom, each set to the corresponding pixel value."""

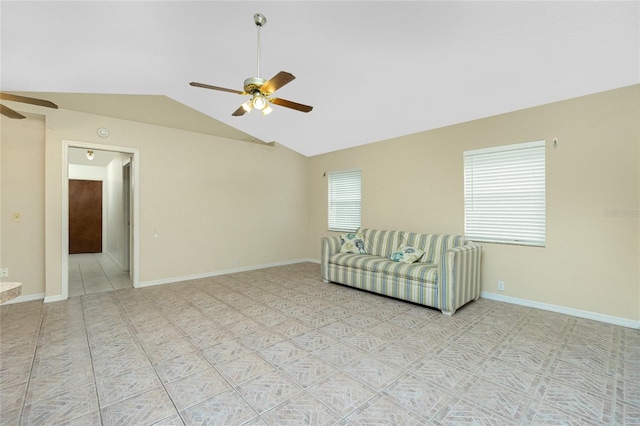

left=139, top=259, right=316, bottom=288
left=464, top=139, right=546, bottom=156
left=44, top=295, right=66, bottom=304
left=481, top=291, right=640, bottom=330
left=106, top=250, right=127, bottom=272
left=62, top=141, right=140, bottom=302
left=0, top=293, right=45, bottom=305
left=326, top=168, right=362, bottom=176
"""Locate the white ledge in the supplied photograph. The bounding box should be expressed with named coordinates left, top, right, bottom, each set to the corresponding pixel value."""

left=0, top=282, right=22, bottom=304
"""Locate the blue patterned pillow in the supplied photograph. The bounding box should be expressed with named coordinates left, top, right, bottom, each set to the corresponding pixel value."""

left=339, top=233, right=367, bottom=254
left=388, top=245, right=425, bottom=263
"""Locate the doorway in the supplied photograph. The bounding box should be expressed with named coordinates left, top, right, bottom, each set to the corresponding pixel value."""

left=62, top=141, right=140, bottom=299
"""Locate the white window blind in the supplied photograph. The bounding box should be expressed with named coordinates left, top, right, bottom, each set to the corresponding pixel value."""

left=328, top=169, right=361, bottom=232
left=464, top=140, right=546, bottom=246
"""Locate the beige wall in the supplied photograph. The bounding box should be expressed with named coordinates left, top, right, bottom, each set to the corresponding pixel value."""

left=308, top=85, right=640, bottom=321
left=2, top=86, right=638, bottom=322
left=0, top=114, right=46, bottom=296
left=2, top=106, right=309, bottom=299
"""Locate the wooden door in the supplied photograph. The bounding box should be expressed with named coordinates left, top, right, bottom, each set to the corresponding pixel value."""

left=69, top=179, right=102, bottom=254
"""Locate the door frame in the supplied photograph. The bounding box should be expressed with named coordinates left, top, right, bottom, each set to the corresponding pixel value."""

left=122, top=159, right=132, bottom=274
left=61, top=140, right=140, bottom=298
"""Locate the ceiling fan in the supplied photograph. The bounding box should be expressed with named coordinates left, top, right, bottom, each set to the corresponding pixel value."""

left=190, top=13, right=313, bottom=117
left=0, top=93, right=58, bottom=119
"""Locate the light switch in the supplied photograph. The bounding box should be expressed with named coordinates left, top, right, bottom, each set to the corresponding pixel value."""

left=12, top=212, right=22, bottom=222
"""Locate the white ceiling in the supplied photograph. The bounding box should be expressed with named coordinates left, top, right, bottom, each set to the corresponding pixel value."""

left=68, top=147, right=121, bottom=167
left=1, top=1, right=638, bottom=157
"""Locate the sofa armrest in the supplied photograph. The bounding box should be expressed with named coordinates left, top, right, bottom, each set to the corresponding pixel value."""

left=438, top=243, right=482, bottom=315
left=321, top=236, right=342, bottom=282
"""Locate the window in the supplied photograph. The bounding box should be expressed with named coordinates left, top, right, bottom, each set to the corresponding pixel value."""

left=464, top=140, right=546, bottom=246
left=328, top=169, right=361, bottom=232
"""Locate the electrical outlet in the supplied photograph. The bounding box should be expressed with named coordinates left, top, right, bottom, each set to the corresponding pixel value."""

left=497, top=280, right=505, bottom=291
left=0, top=268, right=8, bottom=278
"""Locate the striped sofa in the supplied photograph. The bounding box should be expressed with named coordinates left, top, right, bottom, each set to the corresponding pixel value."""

left=321, top=228, right=482, bottom=315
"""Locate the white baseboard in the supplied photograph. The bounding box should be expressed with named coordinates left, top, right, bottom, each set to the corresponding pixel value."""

left=139, top=259, right=318, bottom=288
left=1, top=293, right=44, bottom=305
left=44, top=295, right=66, bottom=303
left=481, top=291, right=640, bottom=330
left=105, top=250, right=128, bottom=272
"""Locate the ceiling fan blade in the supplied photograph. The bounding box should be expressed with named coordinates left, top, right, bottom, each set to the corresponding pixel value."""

left=1, top=104, right=26, bottom=119
left=189, top=82, right=244, bottom=95
left=232, top=105, right=248, bottom=116
left=0, top=93, right=58, bottom=109
left=270, top=97, right=313, bottom=113
left=261, top=71, right=295, bottom=95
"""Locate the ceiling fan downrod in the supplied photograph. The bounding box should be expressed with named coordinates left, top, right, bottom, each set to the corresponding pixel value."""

left=254, top=13, right=267, bottom=79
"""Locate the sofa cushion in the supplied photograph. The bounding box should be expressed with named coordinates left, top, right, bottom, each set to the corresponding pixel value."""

left=402, top=232, right=466, bottom=264
left=358, top=228, right=404, bottom=258
left=339, top=232, right=367, bottom=254
left=375, top=260, right=438, bottom=283
left=401, top=232, right=432, bottom=256
left=329, top=253, right=388, bottom=271
left=388, top=245, right=425, bottom=263
left=329, top=253, right=438, bottom=283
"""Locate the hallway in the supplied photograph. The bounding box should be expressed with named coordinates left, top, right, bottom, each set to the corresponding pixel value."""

left=68, top=253, right=132, bottom=296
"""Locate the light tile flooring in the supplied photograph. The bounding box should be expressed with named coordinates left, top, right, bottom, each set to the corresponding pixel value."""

left=1, top=262, right=638, bottom=425
left=69, top=253, right=132, bottom=297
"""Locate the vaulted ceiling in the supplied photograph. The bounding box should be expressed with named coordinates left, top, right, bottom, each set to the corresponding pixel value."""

left=2, top=1, right=638, bottom=157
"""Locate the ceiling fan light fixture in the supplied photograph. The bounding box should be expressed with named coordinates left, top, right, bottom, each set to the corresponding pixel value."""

left=262, top=104, right=273, bottom=116
left=241, top=101, right=253, bottom=113
left=252, top=94, right=267, bottom=110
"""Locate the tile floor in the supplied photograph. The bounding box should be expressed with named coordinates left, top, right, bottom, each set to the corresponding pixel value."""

left=68, top=253, right=132, bottom=297
left=1, top=262, right=638, bottom=425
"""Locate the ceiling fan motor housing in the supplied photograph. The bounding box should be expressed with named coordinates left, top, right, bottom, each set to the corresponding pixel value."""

left=244, top=77, right=267, bottom=95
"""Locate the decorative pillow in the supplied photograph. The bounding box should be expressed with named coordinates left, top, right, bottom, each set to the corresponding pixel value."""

left=339, top=233, right=367, bottom=254
left=388, top=245, right=425, bottom=263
